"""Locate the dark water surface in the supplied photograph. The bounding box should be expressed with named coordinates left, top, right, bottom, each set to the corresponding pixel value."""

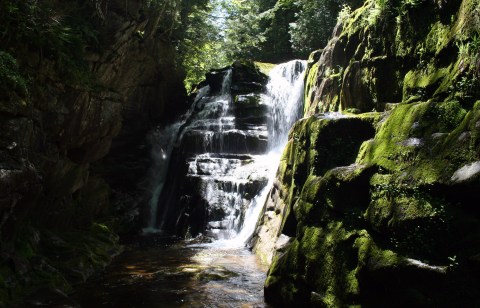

left=72, top=236, right=269, bottom=307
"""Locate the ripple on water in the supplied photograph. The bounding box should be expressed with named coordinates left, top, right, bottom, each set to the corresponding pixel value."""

left=73, top=237, right=269, bottom=307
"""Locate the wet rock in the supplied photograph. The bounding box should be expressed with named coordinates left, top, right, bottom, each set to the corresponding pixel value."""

left=252, top=115, right=376, bottom=266
left=157, top=61, right=306, bottom=240
left=259, top=0, right=480, bottom=306
left=206, top=69, right=231, bottom=93
left=232, top=60, right=269, bottom=85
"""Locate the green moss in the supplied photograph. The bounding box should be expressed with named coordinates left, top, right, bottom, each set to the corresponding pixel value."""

left=355, top=234, right=401, bottom=269
left=451, top=0, right=480, bottom=41
left=39, top=222, right=120, bottom=285
left=254, top=62, right=277, bottom=75
left=425, top=22, right=453, bottom=55
left=356, top=102, right=430, bottom=173
left=357, top=96, right=479, bottom=184
left=339, top=0, right=376, bottom=39
left=266, top=222, right=366, bottom=306
left=263, top=1, right=480, bottom=305
left=293, top=176, right=321, bottom=223
left=430, top=100, right=467, bottom=132
left=367, top=174, right=436, bottom=228
left=301, top=222, right=364, bottom=302
left=265, top=240, right=302, bottom=304
left=0, top=51, right=28, bottom=98
left=304, top=61, right=320, bottom=115
left=403, top=65, right=454, bottom=101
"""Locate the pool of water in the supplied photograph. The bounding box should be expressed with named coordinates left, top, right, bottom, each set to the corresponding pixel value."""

left=72, top=236, right=269, bottom=307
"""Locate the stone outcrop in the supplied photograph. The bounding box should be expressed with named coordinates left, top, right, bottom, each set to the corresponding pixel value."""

left=0, top=1, right=185, bottom=304
left=254, top=0, right=480, bottom=306
left=157, top=62, right=272, bottom=238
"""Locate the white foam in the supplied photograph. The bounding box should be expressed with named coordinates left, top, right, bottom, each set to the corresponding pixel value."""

left=451, top=161, right=480, bottom=183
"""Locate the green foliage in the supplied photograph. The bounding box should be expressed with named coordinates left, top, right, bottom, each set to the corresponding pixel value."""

left=457, top=33, right=480, bottom=74
left=290, top=0, right=362, bottom=57
left=337, top=4, right=353, bottom=23
left=258, top=0, right=296, bottom=62
left=375, top=0, right=388, bottom=8
left=0, top=0, right=99, bottom=85
left=215, top=0, right=363, bottom=62
left=365, top=0, right=391, bottom=26
left=432, top=100, right=467, bottom=132
left=219, top=0, right=297, bottom=62
left=455, top=75, right=480, bottom=102
left=154, top=0, right=183, bottom=38
left=220, top=0, right=266, bottom=61
left=175, top=0, right=228, bottom=91
left=401, top=0, right=423, bottom=8
left=0, top=51, right=28, bottom=98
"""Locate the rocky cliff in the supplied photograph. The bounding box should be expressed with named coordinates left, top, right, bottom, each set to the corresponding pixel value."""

left=0, top=0, right=185, bottom=304
left=252, top=0, right=480, bottom=306
left=156, top=61, right=273, bottom=238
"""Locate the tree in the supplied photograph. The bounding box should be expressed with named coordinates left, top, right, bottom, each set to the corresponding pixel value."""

left=221, top=0, right=265, bottom=61
left=175, top=0, right=228, bottom=91
left=289, top=0, right=363, bottom=57
left=218, top=0, right=296, bottom=63
left=257, top=0, right=297, bottom=63
left=217, top=0, right=364, bottom=62
left=173, top=0, right=365, bottom=89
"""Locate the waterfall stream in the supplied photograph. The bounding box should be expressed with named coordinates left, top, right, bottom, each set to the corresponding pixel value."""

left=142, top=86, right=209, bottom=234
left=214, top=60, right=307, bottom=247
left=73, top=60, right=307, bottom=307
left=151, top=60, right=307, bottom=244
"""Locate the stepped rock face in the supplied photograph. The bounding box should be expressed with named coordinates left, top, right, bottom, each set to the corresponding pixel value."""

left=157, top=62, right=272, bottom=238
left=254, top=0, right=480, bottom=306
left=0, top=1, right=185, bottom=304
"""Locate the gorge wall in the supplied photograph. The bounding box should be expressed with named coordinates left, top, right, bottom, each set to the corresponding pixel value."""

left=0, top=1, right=185, bottom=304
left=253, top=0, right=480, bottom=306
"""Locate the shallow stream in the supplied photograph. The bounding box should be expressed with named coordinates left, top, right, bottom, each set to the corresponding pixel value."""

left=73, top=236, right=269, bottom=307
left=72, top=61, right=308, bottom=308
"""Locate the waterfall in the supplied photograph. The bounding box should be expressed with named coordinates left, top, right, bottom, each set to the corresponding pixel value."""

left=143, top=86, right=210, bottom=234
left=142, top=122, right=183, bottom=234
left=149, top=60, right=307, bottom=244
left=156, top=69, right=235, bottom=233
left=223, top=60, right=308, bottom=247
left=266, top=60, right=307, bottom=151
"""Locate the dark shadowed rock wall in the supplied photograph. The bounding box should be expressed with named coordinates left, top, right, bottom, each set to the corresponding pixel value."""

left=0, top=0, right=186, bottom=304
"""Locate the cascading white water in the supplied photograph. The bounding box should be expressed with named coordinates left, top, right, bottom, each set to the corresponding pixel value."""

left=143, top=86, right=210, bottom=234
left=142, top=122, right=183, bottom=234
left=79, top=60, right=309, bottom=308
left=150, top=60, right=306, bottom=244
left=155, top=70, right=236, bottom=233
left=211, top=60, right=308, bottom=247
left=266, top=60, right=307, bottom=151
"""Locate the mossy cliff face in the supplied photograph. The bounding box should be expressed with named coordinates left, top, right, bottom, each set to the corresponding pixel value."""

left=0, top=1, right=185, bottom=305
left=254, top=0, right=480, bottom=306
left=304, top=0, right=479, bottom=115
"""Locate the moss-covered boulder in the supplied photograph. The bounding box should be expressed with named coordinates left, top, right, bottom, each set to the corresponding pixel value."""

left=304, top=0, right=479, bottom=115
left=252, top=114, right=375, bottom=264
left=258, top=0, right=480, bottom=306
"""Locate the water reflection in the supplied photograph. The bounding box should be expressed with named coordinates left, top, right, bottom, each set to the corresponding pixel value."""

left=74, top=236, right=269, bottom=307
